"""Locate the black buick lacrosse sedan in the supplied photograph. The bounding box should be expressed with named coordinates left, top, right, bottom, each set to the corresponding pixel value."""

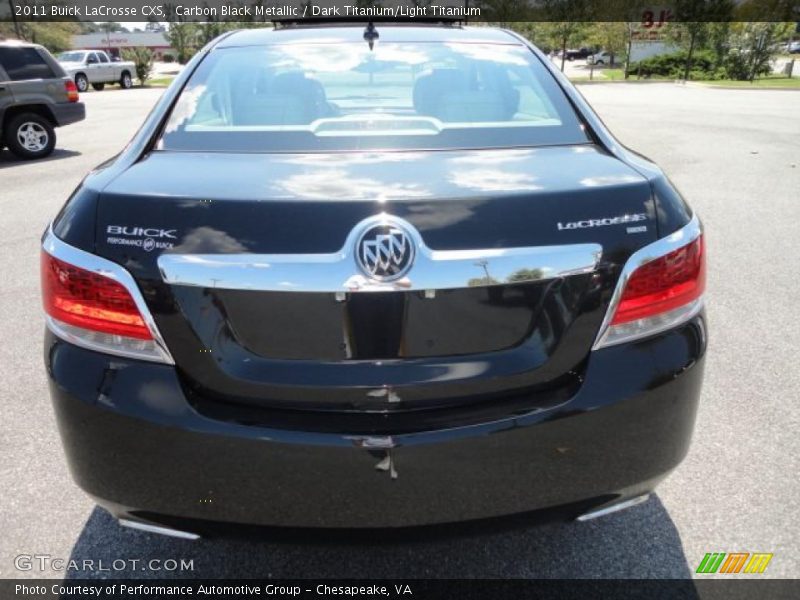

left=42, top=22, right=706, bottom=538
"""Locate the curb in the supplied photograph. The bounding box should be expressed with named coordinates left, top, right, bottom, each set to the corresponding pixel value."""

left=687, top=81, right=800, bottom=91
left=570, top=80, right=800, bottom=91
left=572, top=79, right=681, bottom=85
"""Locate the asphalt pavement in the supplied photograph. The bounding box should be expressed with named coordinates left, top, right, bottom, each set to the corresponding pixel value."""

left=1, top=83, right=798, bottom=579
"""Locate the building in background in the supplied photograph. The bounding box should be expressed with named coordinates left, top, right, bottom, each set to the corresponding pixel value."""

left=70, top=32, right=174, bottom=60
left=629, top=41, right=679, bottom=63
left=628, top=12, right=678, bottom=63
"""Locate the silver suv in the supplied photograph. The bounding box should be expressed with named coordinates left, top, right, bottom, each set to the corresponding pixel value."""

left=0, top=40, right=85, bottom=160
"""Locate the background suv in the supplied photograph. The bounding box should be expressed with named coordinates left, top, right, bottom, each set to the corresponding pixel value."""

left=0, top=40, right=85, bottom=159
left=587, top=51, right=614, bottom=66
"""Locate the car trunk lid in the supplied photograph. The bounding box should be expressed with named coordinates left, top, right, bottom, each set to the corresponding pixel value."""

left=94, top=146, right=655, bottom=412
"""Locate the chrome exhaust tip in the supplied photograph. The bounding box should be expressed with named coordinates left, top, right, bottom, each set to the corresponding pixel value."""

left=576, top=494, right=650, bottom=522
left=119, top=518, right=201, bottom=540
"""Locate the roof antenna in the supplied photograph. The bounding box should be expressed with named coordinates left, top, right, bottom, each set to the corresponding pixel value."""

left=363, top=22, right=379, bottom=51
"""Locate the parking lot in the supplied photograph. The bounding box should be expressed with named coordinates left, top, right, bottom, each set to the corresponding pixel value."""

left=1, top=84, right=798, bottom=579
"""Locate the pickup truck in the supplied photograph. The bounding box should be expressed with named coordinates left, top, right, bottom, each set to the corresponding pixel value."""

left=561, top=47, right=594, bottom=61
left=57, top=50, right=134, bottom=92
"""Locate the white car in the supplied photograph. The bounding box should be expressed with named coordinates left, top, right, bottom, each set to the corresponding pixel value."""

left=57, top=50, right=135, bottom=92
left=587, top=51, right=613, bottom=66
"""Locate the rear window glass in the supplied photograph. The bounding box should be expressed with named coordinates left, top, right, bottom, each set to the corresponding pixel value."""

left=158, top=42, right=589, bottom=153
left=57, top=52, right=86, bottom=62
left=0, top=47, right=55, bottom=81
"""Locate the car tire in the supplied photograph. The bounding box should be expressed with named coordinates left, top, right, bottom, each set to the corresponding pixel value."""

left=4, top=113, right=56, bottom=160
left=91, top=82, right=105, bottom=91
left=120, top=72, right=133, bottom=89
left=75, top=74, right=89, bottom=93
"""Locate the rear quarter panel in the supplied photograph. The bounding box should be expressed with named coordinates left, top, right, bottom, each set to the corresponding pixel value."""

left=115, top=62, right=135, bottom=78
left=7, top=76, right=69, bottom=107
left=4, top=47, right=70, bottom=110
left=0, top=64, right=11, bottom=136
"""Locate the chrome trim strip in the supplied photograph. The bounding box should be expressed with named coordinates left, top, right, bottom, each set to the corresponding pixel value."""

left=42, top=228, right=174, bottom=365
left=576, top=494, right=650, bottom=522
left=157, top=214, right=602, bottom=293
left=592, top=214, right=703, bottom=350
left=118, top=518, right=200, bottom=540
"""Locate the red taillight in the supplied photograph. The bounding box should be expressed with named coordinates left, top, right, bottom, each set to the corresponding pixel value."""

left=41, top=252, right=152, bottom=340
left=611, top=235, right=705, bottom=325
left=64, top=79, right=79, bottom=103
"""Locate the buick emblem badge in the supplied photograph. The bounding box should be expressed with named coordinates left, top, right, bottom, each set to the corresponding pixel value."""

left=355, top=218, right=415, bottom=282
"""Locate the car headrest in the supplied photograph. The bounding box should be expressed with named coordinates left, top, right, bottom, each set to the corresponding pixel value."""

left=413, top=67, right=520, bottom=122
left=271, top=71, right=328, bottom=107
left=413, top=69, right=469, bottom=118
left=437, top=91, right=510, bottom=123
left=238, top=70, right=330, bottom=126
left=481, top=66, right=520, bottom=119
left=233, top=94, right=309, bottom=126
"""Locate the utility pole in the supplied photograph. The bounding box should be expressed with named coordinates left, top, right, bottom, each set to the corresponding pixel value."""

left=474, top=260, right=491, bottom=281
left=8, top=0, right=22, bottom=38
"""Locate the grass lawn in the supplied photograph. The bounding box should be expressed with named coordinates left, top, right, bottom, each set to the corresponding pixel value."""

left=145, top=77, right=176, bottom=88
left=570, top=69, right=799, bottom=88
left=601, top=68, right=627, bottom=81
left=570, top=68, right=668, bottom=83
left=698, top=76, right=800, bottom=89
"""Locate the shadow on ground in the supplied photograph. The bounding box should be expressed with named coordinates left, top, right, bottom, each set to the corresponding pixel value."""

left=0, top=148, right=81, bottom=166
left=66, top=495, right=694, bottom=579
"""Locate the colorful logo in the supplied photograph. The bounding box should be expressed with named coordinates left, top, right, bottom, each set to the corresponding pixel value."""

left=696, top=552, right=773, bottom=574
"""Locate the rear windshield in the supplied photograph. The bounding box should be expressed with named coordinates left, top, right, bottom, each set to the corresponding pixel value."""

left=0, top=47, right=55, bottom=81
left=158, top=41, right=589, bottom=153
left=57, top=52, right=87, bottom=62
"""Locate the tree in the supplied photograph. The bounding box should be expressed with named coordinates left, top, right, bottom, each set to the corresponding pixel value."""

left=507, top=268, right=544, bottom=283
left=540, top=1, right=591, bottom=71
left=674, top=22, right=710, bottom=80
left=727, top=21, right=792, bottom=81
left=164, top=3, right=200, bottom=64
left=584, top=21, right=628, bottom=79
left=468, top=276, right=500, bottom=287
left=197, top=21, right=240, bottom=47
left=707, top=21, right=732, bottom=69
left=100, top=22, right=129, bottom=34
left=479, top=0, right=532, bottom=26
left=734, top=0, right=799, bottom=21
left=122, top=47, right=155, bottom=86
left=587, top=22, right=628, bottom=66
left=671, top=0, right=734, bottom=80
left=622, top=22, right=639, bottom=79
left=555, top=22, right=592, bottom=71
left=6, top=0, right=21, bottom=38
left=504, top=22, right=554, bottom=52
left=0, top=22, right=79, bottom=53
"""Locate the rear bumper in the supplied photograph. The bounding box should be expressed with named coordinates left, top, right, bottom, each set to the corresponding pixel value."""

left=46, top=315, right=706, bottom=530
left=51, top=101, right=85, bottom=127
